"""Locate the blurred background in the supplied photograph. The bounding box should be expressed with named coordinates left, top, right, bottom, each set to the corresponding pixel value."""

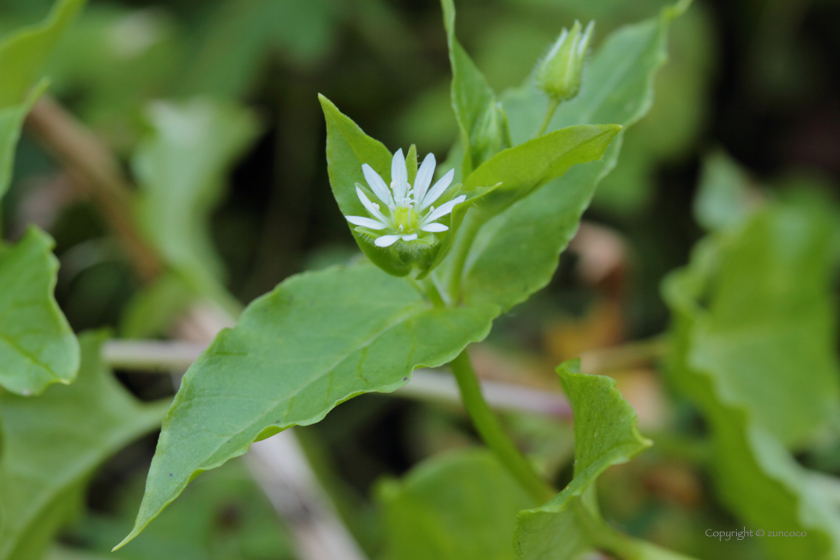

left=2, top=0, right=839, bottom=558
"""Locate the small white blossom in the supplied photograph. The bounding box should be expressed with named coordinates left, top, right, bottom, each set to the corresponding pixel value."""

left=346, top=148, right=466, bottom=248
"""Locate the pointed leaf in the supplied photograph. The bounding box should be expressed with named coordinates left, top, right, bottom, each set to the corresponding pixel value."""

left=117, top=262, right=499, bottom=548
left=515, top=360, right=653, bottom=559
left=463, top=124, right=621, bottom=216
left=0, top=333, right=168, bottom=560
left=440, top=0, right=507, bottom=176
left=0, top=227, right=79, bottom=395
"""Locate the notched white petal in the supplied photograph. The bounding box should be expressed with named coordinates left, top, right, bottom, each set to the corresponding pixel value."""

left=401, top=234, right=418, bottom=241
left=419, top=168, right=455, bottom=211
left=375, top=234, right=401, bottom=247
left=362, top=164, right=392, bottom=205
left=355, top=186, right=388, bottom=222
left=421, top=222, right=448, bottom=232
left=425, top=194, right=467, bottom=222
left=391, top=148, right=407, bottom=192
left=346, top=216, right=386, bottom=230
left=414, top=153, right=436, bottom=203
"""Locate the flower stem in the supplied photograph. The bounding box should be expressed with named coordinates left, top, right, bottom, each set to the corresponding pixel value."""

left=535, top=97, right=560, bottom=138
left=449, top=349, right=556, bottom=503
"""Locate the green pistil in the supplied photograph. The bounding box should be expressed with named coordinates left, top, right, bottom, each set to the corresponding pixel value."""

left=393, top=206, right=419, bottom=232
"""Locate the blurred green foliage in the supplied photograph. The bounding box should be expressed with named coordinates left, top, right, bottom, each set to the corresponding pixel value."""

left=1, top=0, right=840, bottom=558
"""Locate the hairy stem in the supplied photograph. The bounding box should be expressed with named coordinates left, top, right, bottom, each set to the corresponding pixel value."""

left=536, top=97, right=560, bottom=138
left=449, top=349, right=556, bottom=503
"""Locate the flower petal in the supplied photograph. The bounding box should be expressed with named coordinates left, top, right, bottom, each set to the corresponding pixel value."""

left=414, top=153, right=436, bottom=203
left=362, top=164, right=393, bottom=206
left=391, top=148, right=407, bottom=200
left=418, top=168, right=455, bottom=211
left=346, top=216, right=386, bottom=230
left=355, top=186, right=388, bottom=222
left=421, top=222, right=449, bottom=232
left=374, top=234, right=401, bottom=247
left=401, top=234, right=418, bottom=241
left=425, top=194, right=467, bottom=222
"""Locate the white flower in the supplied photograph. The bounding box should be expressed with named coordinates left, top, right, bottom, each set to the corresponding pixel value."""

left=345, top=148, right=466, bottom=248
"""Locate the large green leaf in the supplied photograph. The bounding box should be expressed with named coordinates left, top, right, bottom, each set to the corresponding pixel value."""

left=670, top=205, right=839, bottom=447
left=515, top=362, right=693, bottom=559
left=0, top=0, right=87, bottom=198
left=452, top=2, right=688, bottom=311
left=0, top=333, right=168, bottom=560
left=116, top=263, right=499, bottom=548
left=440, top=0, right=508, bottom=177
left=663, top=206, right=840, bottom=558
left=377, top=450, right=536, bottom=560
left=0, top=227, right=78, bottom=395
left=133, top=98, right=259, bottom=305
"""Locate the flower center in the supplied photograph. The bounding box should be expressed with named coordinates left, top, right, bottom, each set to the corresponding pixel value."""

left=393, top=205, right=419, bottom=232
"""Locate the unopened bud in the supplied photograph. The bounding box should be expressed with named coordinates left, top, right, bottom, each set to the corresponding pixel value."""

left=536, top=20, right=594, bottom=102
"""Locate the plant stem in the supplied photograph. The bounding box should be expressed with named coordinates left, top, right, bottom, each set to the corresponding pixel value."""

left=449, top=349, right=556, bottom=503
left=535, top=97, right=560, bottom=137
left=446, top=214, right=483, bottom=303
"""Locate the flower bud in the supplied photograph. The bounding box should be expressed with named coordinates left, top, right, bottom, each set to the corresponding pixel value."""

left=535, top=20, right=594, bottom=102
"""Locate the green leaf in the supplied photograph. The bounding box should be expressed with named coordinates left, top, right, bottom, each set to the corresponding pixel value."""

left=377, top=450, right=536, bottom=560
left=0, top=0, right=86, bottom=108
left=0, top=332, right=168, bottom=560
left=117, top=262, right=499, bottom=548
left=514, top=360, right=654, bottom=560
left=667, top=204, right=840, bottom=447
left=593, top=6, right=716, bottom=217
left=440, top=0, right=508, bottom=177
left=663, top=206, right=840, bottom=558
left=133, top=98, right=259, bottom=306
left=0, top=227, right=79, bottom=395
left=0, top=0, right=87, bottom=198
left=693, top=151, right=758, bottom=232
left=463, top=123, right=621, bottom=216
left=452, top=1, right=689, bottom=311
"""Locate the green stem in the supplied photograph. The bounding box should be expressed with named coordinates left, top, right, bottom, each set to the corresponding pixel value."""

left=535, top=97, right=560, bottom=138
left=449, top=349, right=555, bottom=503
left=446, top=214, right=483, bottom=304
